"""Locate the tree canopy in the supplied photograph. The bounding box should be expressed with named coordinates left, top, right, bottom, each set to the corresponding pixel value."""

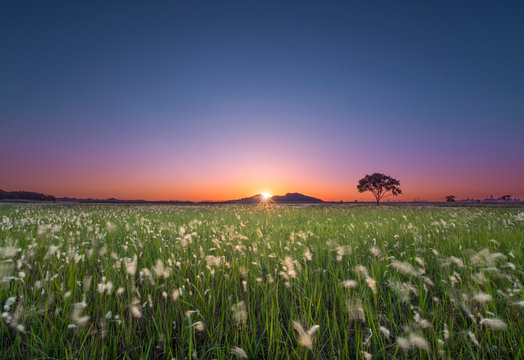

left=357, top=173, right=402, bottom=205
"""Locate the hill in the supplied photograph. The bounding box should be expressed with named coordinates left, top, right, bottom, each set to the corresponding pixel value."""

left=228, top=192, right=323, bottom=204
left=0, top=190, right=56, bottom=202
left=271, top=192, right=323, bottom=203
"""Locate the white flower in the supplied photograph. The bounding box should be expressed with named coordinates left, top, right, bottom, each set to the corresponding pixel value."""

left=341, top=280, right=357, bottom=289
left=231, top=346, right=248, bottom=359
left=480, top=318, right=507, bottom=331
left=71, top=301, right=89, bottom=326
left=468, top=331, right=480, bottom=346
left=231, top=301, right=247, bottom=326
left=128, top=298, right=142, bottom=318
left=125, top=255, right=138, bottom=276
left=397, top=333, right=429, bottom=351
left=361, top=351, right=372, bottom=360
left=193, top=321, right=204, bottom=332
left=366, top=277, right=377, bottom=294
left=473, top=292, right=492, bottom=304
left=379, top=326, right=390, bottom=340
left=292, top=321, right=320, bottom=349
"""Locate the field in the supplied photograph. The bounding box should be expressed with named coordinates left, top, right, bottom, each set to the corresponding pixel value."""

left=0, top=203, right=523, bottom=359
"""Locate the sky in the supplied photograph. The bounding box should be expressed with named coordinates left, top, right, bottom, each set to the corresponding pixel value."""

left=1, top=1, right=523, bottom=201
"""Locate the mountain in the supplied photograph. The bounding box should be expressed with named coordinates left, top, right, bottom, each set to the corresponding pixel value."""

left=271, top=192, right=323, bottom=203
left=56, top=197, right=196, bottom=204
left=228, top=192, right=323, bottom=204
left=57, top=197, right=153, bottom=203
left=226, top=194, right=265, bottom=204
left=51, top=192, right=324, bottom=204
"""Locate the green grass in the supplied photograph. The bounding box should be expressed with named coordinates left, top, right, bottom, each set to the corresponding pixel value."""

left=0, top=203, right=523, bottom=359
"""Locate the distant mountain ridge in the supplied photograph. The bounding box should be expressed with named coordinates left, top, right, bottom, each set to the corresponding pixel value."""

left=228, top=192, right=323, bottom=204
left=1, top=189, right=324, bottom=204
left=272, top=192, right=324, bottom=203
left=56, top=192, right=324, bottom=203
left=0, top=189, right=55, bottom=202
left=56, top=197, right=190, bottom=204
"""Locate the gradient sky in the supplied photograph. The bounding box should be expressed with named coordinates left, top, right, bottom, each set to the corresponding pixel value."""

left=1, top=1, right=523, bottom=201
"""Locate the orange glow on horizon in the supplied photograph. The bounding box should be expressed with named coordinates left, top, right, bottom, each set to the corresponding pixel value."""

left=1, top=176, right=522, bottom=203
left=2, top=148, right=523, bottom=202
left=261, top=192, right=272, bottom=200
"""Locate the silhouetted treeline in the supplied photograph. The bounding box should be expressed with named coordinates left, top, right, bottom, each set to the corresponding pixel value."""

left=0, top=190, right=56, bottom=202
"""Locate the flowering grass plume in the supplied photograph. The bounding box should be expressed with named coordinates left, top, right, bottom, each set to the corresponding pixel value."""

left=0, top=204, right=521, bottom=359
left=231, top=346, right=248, bottom=359
left=292, top=321, right=320, bottom=349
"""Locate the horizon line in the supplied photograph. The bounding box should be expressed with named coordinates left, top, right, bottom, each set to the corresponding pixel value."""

left=1, top=189, right=522, bottom=204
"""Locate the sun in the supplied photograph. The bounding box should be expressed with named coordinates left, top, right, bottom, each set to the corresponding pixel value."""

left=261, top=192, right=272, bottom=201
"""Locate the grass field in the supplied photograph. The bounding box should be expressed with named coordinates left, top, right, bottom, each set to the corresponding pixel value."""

left=0, top=203, right=523, bottom=359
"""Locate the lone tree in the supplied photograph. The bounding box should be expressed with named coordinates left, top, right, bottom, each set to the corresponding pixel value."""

left=446, top=195, right=456, bottom=202
left=357, top=173, right=402, bottom=205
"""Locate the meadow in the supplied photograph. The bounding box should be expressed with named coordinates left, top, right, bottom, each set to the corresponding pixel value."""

left=0, top=203, right=522, bottom=359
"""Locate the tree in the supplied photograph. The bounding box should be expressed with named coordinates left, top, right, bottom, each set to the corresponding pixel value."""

left=357, top=173, right=402, bottom=205
left=501, top=194, right=511, bottom=201
left=446, top=195, right=455, bottom=202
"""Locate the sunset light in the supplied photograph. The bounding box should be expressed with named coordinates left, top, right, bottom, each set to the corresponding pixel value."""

left=261, top=192, right=272, bottom=201
left=0, top=2, right=522, bottom=359
left=1, top=1, right=522, bottom=202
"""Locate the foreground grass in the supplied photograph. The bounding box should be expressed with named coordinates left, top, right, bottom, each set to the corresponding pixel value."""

left=0, top=203, right=523, bottom=359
